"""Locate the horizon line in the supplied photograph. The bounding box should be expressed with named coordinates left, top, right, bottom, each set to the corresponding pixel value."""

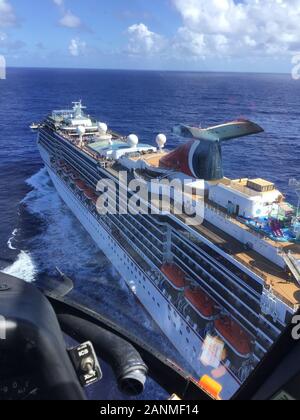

left=6, top=65, right=291, bottom=76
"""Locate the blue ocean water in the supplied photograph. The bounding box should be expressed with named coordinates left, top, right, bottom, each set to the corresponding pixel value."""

left=0, top=68, right=299, bottom=399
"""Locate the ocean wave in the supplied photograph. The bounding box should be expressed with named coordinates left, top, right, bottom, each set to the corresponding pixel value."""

left=7, top=229, right=19, bottom=251
left=2, top=250, right=37, bottom=283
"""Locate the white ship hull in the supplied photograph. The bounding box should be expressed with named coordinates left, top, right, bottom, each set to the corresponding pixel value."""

left=38, top=144, right=239, bottom=397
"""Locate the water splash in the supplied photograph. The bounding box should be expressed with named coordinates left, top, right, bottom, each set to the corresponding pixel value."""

left=7, top=229, right=18, bottom=251
left=2, top=250, right=36, bottom=283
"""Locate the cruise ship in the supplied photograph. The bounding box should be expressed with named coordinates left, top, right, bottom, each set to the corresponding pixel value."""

left=36, top=101, right=300, bottom=395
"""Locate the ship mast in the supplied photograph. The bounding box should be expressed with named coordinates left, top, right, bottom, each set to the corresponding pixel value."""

left=72, top=100, right=86, bottom=118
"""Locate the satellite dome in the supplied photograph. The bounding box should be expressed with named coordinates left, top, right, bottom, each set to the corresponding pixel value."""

left=127, top=134, right=139, bottom=148
left=98, top=122, right=108, bottom=134
left=77, top=126, right=86, bottom=136
left=156, top=134, right=167, bottom=150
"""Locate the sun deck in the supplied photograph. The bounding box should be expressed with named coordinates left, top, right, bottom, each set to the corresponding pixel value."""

left=130, top=151, right=169, bottom=167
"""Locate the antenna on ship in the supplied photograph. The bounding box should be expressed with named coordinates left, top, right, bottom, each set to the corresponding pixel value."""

left=127, top=134, right=139, bottom=148
left=77, top=125, right=86, bottom=148
left=98, top=122, right=108, bottom=135
left=72, top=100, right=86, bottom=118
left=156, top=134, right=167, bottom=152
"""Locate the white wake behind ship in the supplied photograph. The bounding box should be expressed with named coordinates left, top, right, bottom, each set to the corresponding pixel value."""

left=36, top=101, right=300, bottom=397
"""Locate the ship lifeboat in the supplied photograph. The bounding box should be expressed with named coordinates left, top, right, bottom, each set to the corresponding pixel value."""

left=214, top=316, right=252, bottom=359
left=71, top=173, right=79, bottom=181
left=63, top=164, right=72, bottom=175
left=161, top=263, right=186, bottom=291
left=92, top=194, right=99, bottom=205
left=185, top=287, right=219, bottom=320
left=84, top=188, right=96, bottom=201
left=75, top=180, right=86, bottom=192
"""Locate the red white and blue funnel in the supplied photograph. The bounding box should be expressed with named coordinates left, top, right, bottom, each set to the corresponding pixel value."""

left=160, top=120, right=264, bottom=181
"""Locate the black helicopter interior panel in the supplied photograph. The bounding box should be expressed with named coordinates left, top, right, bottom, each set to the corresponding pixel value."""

left=0, top=272, right=300, bottom=401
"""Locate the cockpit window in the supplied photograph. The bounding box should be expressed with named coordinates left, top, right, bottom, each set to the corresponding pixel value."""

left=1, top=69, right=300, bottom=401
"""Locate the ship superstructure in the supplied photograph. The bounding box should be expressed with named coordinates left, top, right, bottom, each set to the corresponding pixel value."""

left=37, top=101, right=300, bottom=397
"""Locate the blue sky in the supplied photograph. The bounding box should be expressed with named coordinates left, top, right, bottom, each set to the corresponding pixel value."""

left=0, top=0, right=299, bottom=72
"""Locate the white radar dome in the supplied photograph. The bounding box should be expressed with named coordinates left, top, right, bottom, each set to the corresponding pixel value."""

left=77, top=126, right=86, bottom=136
left=156, top=134, right=167, bottom=150
left=98, top=122, right=108, bottom=134
left=127, top=134, right=139, bottom=148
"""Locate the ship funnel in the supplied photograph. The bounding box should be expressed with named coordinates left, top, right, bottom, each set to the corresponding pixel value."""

left=166, top=120, right=264, bottom=180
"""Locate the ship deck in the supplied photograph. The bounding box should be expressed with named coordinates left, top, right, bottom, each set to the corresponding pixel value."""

left=176, top=212, right=300, bottom=308
left=107, top=162, right=300, bottom=308
left=130, top=153, right=300, bottom=260
left=130, top=151, right=168, bottom=167
left=56, top=134, right=300, bottom=308
left=205, top=199, right=300, bottom=259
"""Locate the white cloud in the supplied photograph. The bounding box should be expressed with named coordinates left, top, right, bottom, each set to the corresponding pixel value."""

left=172, top=0, right=300, bottom=58
left=69, top=38, right=86, bottom=56
left=0, top=2, right=24, bottom=54
left=127, top=23, right=166, bottom=55
left=0, top=30, right=25, bottom=52
left=126, top=1, right=300, bottom=63
left=52, top=0, right=82, bottom=29
left=0, top=0, right=16, bottom=28
left=60, top=11, right=82, bottom=29
left=0, top=32, right=7, bottom=42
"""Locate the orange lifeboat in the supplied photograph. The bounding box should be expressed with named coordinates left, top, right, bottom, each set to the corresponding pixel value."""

left=75, top=180, right=86, bottom=192
left=84, top=188, right=96, bottom=201
left=214, top=316, right=252, bottom=358
left=185, top=287, right=219, bottom=320
left=92, top=194, right=99, bottom=205
left=161, top=263, right=186, bottom=290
